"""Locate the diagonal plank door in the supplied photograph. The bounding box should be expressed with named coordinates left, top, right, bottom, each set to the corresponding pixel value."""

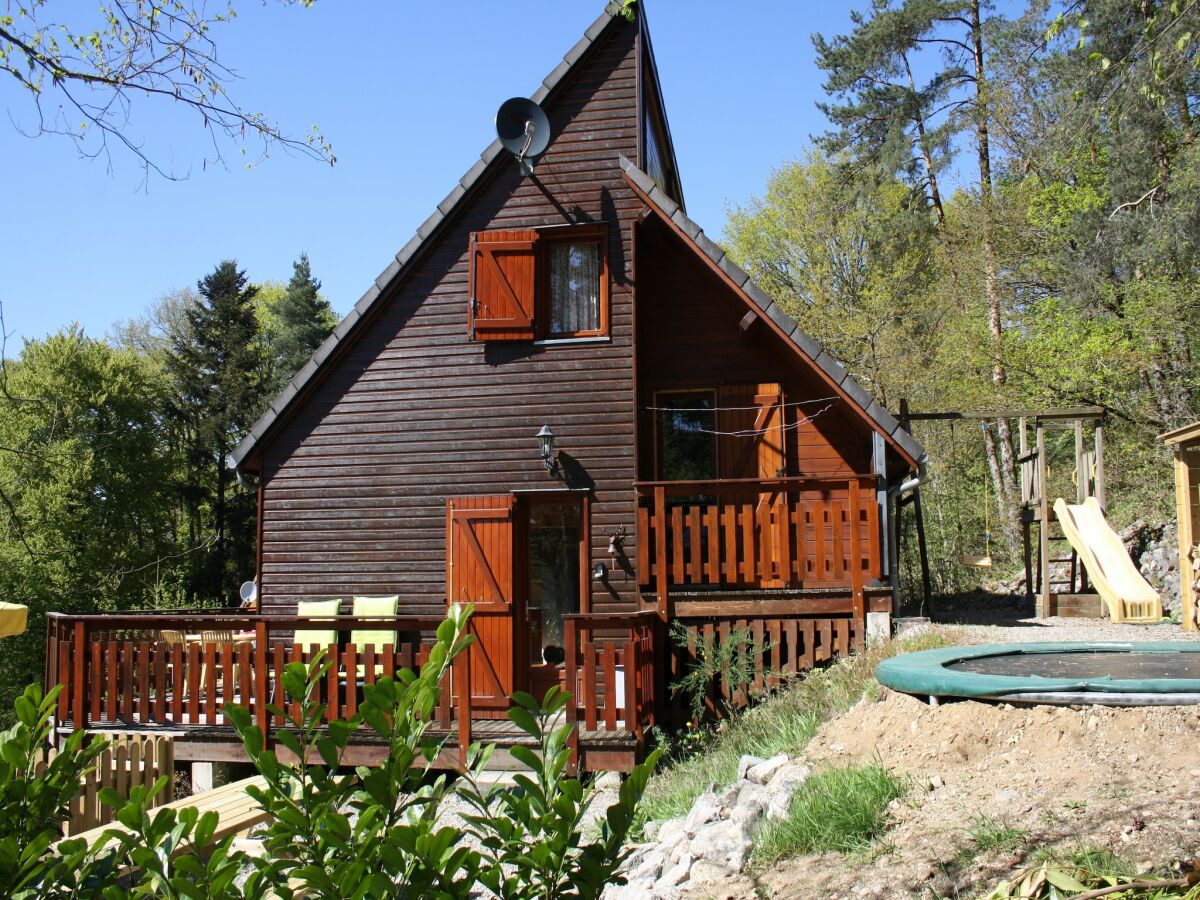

left=447, top=496, right=517, bottom=716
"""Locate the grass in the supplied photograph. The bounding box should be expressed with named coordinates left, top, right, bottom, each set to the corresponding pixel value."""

left=967, top=814, right=1028, bottom=854
left=751, top=762, right=908, bottom=865
left=635, top=628, right=959, bottom=828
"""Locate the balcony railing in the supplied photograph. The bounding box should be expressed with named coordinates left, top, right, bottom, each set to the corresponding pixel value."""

left=44, top=608, right=659, bottom=771
left=635, top=476, right=882, bottom=611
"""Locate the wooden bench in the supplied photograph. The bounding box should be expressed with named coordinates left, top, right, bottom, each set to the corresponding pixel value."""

left=61, top=775, right=270, bottom=851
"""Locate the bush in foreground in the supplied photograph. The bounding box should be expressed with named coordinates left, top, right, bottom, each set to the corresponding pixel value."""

left=1, top=605, right=659, bottom=899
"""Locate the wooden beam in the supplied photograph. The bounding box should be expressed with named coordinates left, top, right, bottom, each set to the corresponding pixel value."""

left=903, top=406, right=1104, bottom=422
left=738, top=310, right=760, bottom=342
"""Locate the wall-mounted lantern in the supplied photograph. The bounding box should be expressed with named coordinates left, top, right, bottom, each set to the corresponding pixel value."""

left=592, top=562, right=608, bottom=582
left=536, top=425, right=558, bottom=474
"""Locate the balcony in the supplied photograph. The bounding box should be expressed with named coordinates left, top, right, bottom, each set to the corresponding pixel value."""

left=43, top=609, right=660, bottom=773
left=635, top=475, right=883, bottom=612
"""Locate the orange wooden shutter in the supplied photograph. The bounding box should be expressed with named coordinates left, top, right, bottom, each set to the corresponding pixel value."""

left=446, top=495, right=516, bottom=715
left=717, top=383, right=787, bottom=479
left=469, top=229, right=538, bottom=341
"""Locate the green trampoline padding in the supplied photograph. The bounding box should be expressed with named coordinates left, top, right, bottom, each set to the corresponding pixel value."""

left=876, top=642, right=1200, bottom=698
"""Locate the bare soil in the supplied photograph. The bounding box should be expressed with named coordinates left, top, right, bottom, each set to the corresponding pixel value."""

left=758, top=688, right=1200, bottom=899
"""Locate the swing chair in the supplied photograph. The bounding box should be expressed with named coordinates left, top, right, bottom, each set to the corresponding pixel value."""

left=960, top=422, right=994, bottom=569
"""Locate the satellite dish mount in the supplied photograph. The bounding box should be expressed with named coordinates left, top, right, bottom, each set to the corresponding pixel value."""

left=496, top=97, right=551, bottom=176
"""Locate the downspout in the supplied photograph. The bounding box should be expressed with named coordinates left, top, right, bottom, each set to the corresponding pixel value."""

left=886, top=453, right=930, bottom=596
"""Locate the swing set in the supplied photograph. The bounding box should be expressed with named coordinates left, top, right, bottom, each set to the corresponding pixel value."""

left=899, top=404, right=1111, bottom=618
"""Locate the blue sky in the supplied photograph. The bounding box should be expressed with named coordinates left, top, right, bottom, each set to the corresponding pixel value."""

left=2, top=1, right=935, bottom=349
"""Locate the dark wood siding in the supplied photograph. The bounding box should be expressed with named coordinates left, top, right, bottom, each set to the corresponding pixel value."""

left=258, top=20, right=642, bottom=616
left=635, top=215, right=875, bottom=481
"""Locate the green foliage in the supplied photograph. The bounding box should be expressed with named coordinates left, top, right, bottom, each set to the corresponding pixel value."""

left=751, top=763, right=908, bottom=864
left=258, top=254, right=336, bottom=398
left=0, top=609, right=658, bottom=897
left=0, top=684, right=106, bottom=896
left=166, top=260, right=265, bottom=604
left=0, top=330, right=180, bottom=722
left=669, top=622, right=776, bottom=721
left=966, top=814, right=1027, bottom=854
left=460, top=688, right=659, bottom=900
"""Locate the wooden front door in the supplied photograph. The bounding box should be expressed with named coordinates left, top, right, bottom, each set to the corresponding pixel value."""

left=447, top=496, right=516, bottom=717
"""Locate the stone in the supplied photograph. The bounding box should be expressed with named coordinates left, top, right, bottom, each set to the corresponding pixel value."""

left=768, top=762, right=812, bottom=795
left=994, top=789, right=1019, bottom=803
left=641, top=820, right=661, bottom=842
left=690, top=818, right=753, bottom=871
left=687, top=860, right=733, bottom=887
left=629, top=850, right=665, bottom=883
left=659, top=860, right=690, bottom=888
left=729, top=783, right=769, bottom=827
left=766, top=791, right=792, bottom=821
left=594, top=771, right=622, bottom=792
left=929, top=774, right=945, bottom=790
left=736, top=754, right=765, bottom=781
left=746, top=752, right=789, bottom=785
left=657, top=818, right=686, bottom=851
left=683, top=792, right=723, bottom=834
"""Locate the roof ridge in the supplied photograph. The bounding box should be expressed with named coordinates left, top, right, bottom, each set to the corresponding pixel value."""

left=230, top=8, right=621, bottom=469
left=616, top=154, right=924, bottom=466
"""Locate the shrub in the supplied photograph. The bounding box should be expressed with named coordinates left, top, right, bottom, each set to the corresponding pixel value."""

left=0, top=605, right=658, bottom=898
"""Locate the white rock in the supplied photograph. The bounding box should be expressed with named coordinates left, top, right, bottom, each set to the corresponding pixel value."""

left=594, top=771, right=623, bottom=791
left=629, top=850, right=665, bottom=883
left=689, top=818, right=753, bottom=872
left=736, top=754, right=765, bottom=781
left=657, top=818, right=686, bottom=852
left=768, top=762, right=811, bottom=794
left=766, top=791, right=792, bottom=821
left=729, top=781, right=769, bottom=827
left=688, top=860, right=733, bottom=887
left=746, top=752, right=789, bottom=785
left=683, top=792, right=723, bottom=834
left=659, top=860, right=690, bottom=888
left=641, top=819, right=661, bottom=842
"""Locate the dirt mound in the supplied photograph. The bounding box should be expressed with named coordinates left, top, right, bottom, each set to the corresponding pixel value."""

left=761, top=690, right=1200, bottom=899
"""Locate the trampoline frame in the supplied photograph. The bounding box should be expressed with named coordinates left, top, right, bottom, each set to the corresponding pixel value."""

left=876, top=642, right=1200, bottom=706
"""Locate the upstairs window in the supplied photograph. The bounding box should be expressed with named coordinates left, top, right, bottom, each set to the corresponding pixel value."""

left=655, top=391, right=717, bottom=482
left=469, top=225, right=608, bottom=342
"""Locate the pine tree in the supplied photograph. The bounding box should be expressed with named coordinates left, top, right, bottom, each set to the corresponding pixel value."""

left=167, top=261, right=263, bottom=603
left=270, top=253, right=336, bottom=393
left=814, top=0, right=1023, bottom=545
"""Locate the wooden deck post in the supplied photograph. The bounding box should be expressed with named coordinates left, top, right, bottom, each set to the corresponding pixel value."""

left=455, top=640, right=471, bottom=769
left=564, top=617, right=579, bottom=773
left=848, top=479, right=865, bottom=648
left=72, top=621, right=86, bottom=731
left=254, top=619, right=269, bottom=745
left=653, top=486, right=669, bottom=616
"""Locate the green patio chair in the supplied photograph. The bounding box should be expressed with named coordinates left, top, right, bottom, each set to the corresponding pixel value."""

left=351, top=594, right=398, bottom=676
left=294, top=598, right=341, bottom=654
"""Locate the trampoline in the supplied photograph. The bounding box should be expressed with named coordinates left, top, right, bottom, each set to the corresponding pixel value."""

left=876, top=642, right=1200, bottom=706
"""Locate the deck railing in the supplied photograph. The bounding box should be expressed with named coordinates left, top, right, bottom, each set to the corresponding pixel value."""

left=44, top=608, right=657, bottom=767
left=635, top=476, right=881, bottom=609
left=561, top=610, right=662, bottom=770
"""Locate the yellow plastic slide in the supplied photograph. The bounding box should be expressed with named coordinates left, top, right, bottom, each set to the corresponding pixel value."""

left=1052, top=497, right=1163, bottom=623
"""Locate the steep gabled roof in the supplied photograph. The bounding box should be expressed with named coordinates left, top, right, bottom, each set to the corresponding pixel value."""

left=619, top=155, right=925, bottom=467
left=230, top=7, right=626, bottom=471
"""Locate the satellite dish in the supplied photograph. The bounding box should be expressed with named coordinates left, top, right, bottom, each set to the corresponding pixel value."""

left=496, top=97, right=551, bottom=175
left=239, top=580, right=258, bottom=607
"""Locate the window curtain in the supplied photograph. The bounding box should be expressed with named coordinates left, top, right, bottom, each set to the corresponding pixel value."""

left=549, top=242, right=600, bottom=333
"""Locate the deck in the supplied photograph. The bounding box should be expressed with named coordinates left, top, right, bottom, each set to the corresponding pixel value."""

left=44, top=610, right=659, bottom=773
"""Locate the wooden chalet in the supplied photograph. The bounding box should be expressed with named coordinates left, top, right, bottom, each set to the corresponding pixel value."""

left=45, top=7, right=925, bottom=773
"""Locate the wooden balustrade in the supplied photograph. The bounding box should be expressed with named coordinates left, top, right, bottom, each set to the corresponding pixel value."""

left=667, top=612, right=862, bottom=718
left=562, top=611, right=661, bottom=772
left=636, top=477, right=880, bottom=603
left=44, top=609, right=660, bottom=770
left=44, top=612, right=463, bottom=746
